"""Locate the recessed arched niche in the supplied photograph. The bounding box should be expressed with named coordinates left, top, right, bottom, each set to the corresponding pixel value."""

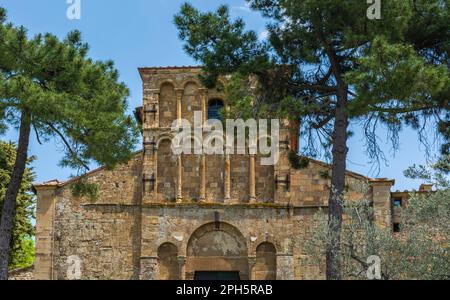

left=157, top=243, right=179, bottom=280
left=254, top=242, right=277, bottom=280
left=182, top=82, right=201, bottom=124
left=182, top=137, right=201, bottom=202
left=230, top=153, right=249, bottom=203
left=256, top=136, right=275, bottom=203
left=157, top=139, right=176, bottom=202
left=205, top=154, right=225, bottom=202
left=159, top=82, right=177, bottom=127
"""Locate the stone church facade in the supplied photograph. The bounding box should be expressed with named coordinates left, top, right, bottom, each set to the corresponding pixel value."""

left=33, top=67, right=422, bottom=280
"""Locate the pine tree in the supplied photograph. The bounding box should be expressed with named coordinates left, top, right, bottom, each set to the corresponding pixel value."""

left=0, top=141, right=35, bottom=270
left=174, top=0, right=450, bottom=279
left=0, top=8, right=139, bottom=279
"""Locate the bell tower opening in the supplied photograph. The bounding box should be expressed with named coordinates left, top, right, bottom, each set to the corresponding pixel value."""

left=207, top=99, right=224, bottom=121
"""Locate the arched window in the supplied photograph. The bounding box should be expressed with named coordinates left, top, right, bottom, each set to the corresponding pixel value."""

left=208, top=99, right=224, bottom=121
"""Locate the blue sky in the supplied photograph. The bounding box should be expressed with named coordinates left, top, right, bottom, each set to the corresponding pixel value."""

left=1, top=0, right=442, bottom=191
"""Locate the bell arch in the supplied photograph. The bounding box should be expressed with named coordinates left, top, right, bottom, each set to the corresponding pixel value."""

left=182, top=82, right=201, bottom=123
left=159, top=82, right=177, bottom=127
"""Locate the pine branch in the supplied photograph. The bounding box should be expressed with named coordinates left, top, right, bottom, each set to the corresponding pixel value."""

left=45, top=122, right=90, bottom=171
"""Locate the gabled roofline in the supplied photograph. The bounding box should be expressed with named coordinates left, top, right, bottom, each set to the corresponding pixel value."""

left=305, top=156, right=373, bottom=181
left=32, top=150, right=144, bottom=193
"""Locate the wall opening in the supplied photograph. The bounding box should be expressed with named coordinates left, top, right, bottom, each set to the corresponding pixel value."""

left=186, top=222, right=249, bottom=280
left=208, top=99, right=224, bottom=121
left=254, top=242, right=277, bottom=280
left=157, top=243, right=179, bottom=280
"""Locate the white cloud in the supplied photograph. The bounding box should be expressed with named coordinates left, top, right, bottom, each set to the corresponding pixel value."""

left=233, top=2, right=251, bottom=13
left=258, top=30, right=269, bottom=41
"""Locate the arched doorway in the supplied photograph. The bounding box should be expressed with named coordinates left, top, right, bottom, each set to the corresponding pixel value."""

left=186, top=222, right=249, bottom=280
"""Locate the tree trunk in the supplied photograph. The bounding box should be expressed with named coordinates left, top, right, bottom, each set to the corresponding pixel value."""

left=326, top=86, right=349, bottom=280
left=0, top=111, right=31, bottom=280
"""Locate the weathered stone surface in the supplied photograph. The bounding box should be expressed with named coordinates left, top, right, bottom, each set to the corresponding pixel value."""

left=33, top=67, right=404, bottom=280
left=8, top=266, right=34, bottom=280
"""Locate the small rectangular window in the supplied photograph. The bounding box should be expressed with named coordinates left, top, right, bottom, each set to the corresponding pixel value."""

left=392, top=197, right=402, bottom=207
left=393, top=223, right=401, bottom=232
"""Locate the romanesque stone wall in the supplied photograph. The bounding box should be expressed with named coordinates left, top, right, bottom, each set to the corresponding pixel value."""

left=157, top=243, right=179, bottom=280
left=254, top=243, right=277, bottom=280
left=182, top=82, right=201, bottom=123
left=159, top=82, right=177, bottom=128
left=51, top=154, right=143, bottom=279
left=157, top=139, right=177, bottom=202
left=292, top=207, right=327, bottom=279
left=289, top=161, right=368, bottom=207
left=139, top=205, right=325, bottom=280
left=182, top=153, right=201, bottom=201
left=34, top=67, right=396, bottom=280
left=230, top=155, right=250, bottom=203
left=53, top=202, right=140, bottom=279
left=256, top=155, right=275, bottom=203
left=141, top=67, right=332, bottom=206
left=39, top=151, right=377, bottom=280
left=205, top=154, right=225, bottom=202
left=64, top=153, right=143, bottom=206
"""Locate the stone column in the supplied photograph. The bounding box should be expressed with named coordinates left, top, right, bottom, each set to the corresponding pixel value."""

left=249, top=154, right=256, bottom=203
left=370, top=179, right=395, bottom=229
left=176, top=88, right=183, bottom=125
left=177, top=154, right=183, bottom=203
left=34, top=182, right=59, bottom=280
left=248, top=256, right=257, bottom=280
left=224, top=154, right=231, bottom=203
left=199, top=88, right=208, bottom=123
left=178, top=256, right=186, bottom=280
left=200, top=155, right=207, bottom=202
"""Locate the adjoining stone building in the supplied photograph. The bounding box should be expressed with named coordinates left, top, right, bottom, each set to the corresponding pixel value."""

left=33, top=66, right=421, bottom=280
